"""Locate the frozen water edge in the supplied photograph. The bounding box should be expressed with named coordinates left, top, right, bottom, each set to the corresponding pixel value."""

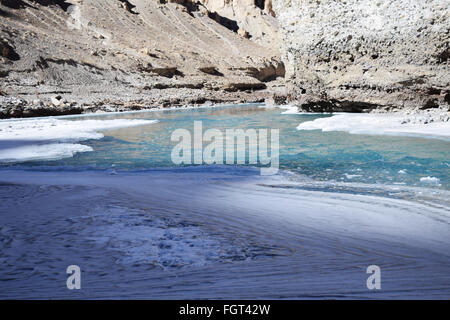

left=0, top=167, right=449, bottom=299
left=297, top=113, right=450, bottom=140
left=0, top=118, right=158, bottom=162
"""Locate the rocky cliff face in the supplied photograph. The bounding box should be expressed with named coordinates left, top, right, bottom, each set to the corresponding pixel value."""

left=1, top=0, right=449, bottom=118
left=0, top=0, right=284, bottom=118
left=200, top=0, right=279, bottom=47
left=273, top=0, right=450, bottom=112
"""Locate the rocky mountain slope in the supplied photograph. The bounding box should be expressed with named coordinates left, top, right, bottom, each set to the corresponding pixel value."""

left=1, top=0, right=449, bottom=118
left=273, top=0, right=449, bottom=112
left=199, top=0, right=279, bottom=47
left=0, top=0, right=284, bottom=117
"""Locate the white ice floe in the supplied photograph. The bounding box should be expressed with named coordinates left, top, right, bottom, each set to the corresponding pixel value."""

left=297, top=113, right=450, bottom=139
left=278, top=105, right=335, bottom=115
left=0, top=118, right=157, bottom=141
left=0, top=143, right=93, bottom=163
left=344, top=173, right=362, bottom=179
left=280, top=105, right=300, bottom=114
left=420, top=176, right=441, bottom=184
left=0, top=118, right=157, bottom=162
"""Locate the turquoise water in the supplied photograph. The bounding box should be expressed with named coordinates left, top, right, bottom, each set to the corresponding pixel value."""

left=3, top=104, right=448, bottom=189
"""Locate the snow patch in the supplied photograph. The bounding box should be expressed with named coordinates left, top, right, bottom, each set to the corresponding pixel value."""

left=344, top=174, right=362, bottom=179
left=0, top=143, right=93, bottom=163
left=297, top=113, right=450, bottom=139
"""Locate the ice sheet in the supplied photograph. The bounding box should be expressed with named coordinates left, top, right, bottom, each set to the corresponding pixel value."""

left=297, top=113, right=450, bottom=139
left=0, top=118, right=157, bottom=162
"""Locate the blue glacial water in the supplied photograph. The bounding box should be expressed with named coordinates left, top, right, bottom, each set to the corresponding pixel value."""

left=2, top=104, right=448, bottom=190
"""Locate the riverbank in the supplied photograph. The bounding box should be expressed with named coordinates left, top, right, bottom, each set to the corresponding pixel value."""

left=0, top=86, right=277, bottom=119
left=0, top=0, right=283, bottom=119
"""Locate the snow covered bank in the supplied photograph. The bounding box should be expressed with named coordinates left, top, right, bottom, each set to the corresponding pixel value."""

left=297, top=113, right=450, bottom=139
left=0, top=118, right=158, bottom=162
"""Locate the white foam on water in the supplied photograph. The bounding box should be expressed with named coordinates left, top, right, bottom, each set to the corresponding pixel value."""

left=0, top=118, right=158, bottom=162
left=297, top=113, right=450, bottom=139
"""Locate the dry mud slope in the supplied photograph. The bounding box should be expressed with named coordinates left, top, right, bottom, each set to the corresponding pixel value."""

left=273, top=0, right=450, bottom=112
left=0, top=0, right=284, bottom=117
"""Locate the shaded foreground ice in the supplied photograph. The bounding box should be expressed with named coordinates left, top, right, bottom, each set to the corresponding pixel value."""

left=0, top=167, right=449, bottom=299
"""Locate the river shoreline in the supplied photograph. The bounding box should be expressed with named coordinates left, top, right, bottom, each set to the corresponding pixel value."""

left=0, top=90, right=269, bottom=119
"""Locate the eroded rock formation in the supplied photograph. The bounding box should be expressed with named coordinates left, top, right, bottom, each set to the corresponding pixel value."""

left=200, top=0, right=279, bottom=47
left=1, top=0, right=449, bottom=118
left=0, top=0, right=284, bottom=118
left=273, top=0, right=450, bottom=112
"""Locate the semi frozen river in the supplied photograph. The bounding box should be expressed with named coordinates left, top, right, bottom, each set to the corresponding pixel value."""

left=0, top=104, right=449, bottom=298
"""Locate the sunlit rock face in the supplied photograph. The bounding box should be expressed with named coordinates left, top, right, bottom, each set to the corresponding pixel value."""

left=200, top=0, right=280, bottom=47
left=0, top=0, right=286, bottom=118
left=273, top=0, right=450, bottom=112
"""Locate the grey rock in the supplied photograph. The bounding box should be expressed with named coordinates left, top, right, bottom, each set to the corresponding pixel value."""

left=273, top=0, right=450, bottom=111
